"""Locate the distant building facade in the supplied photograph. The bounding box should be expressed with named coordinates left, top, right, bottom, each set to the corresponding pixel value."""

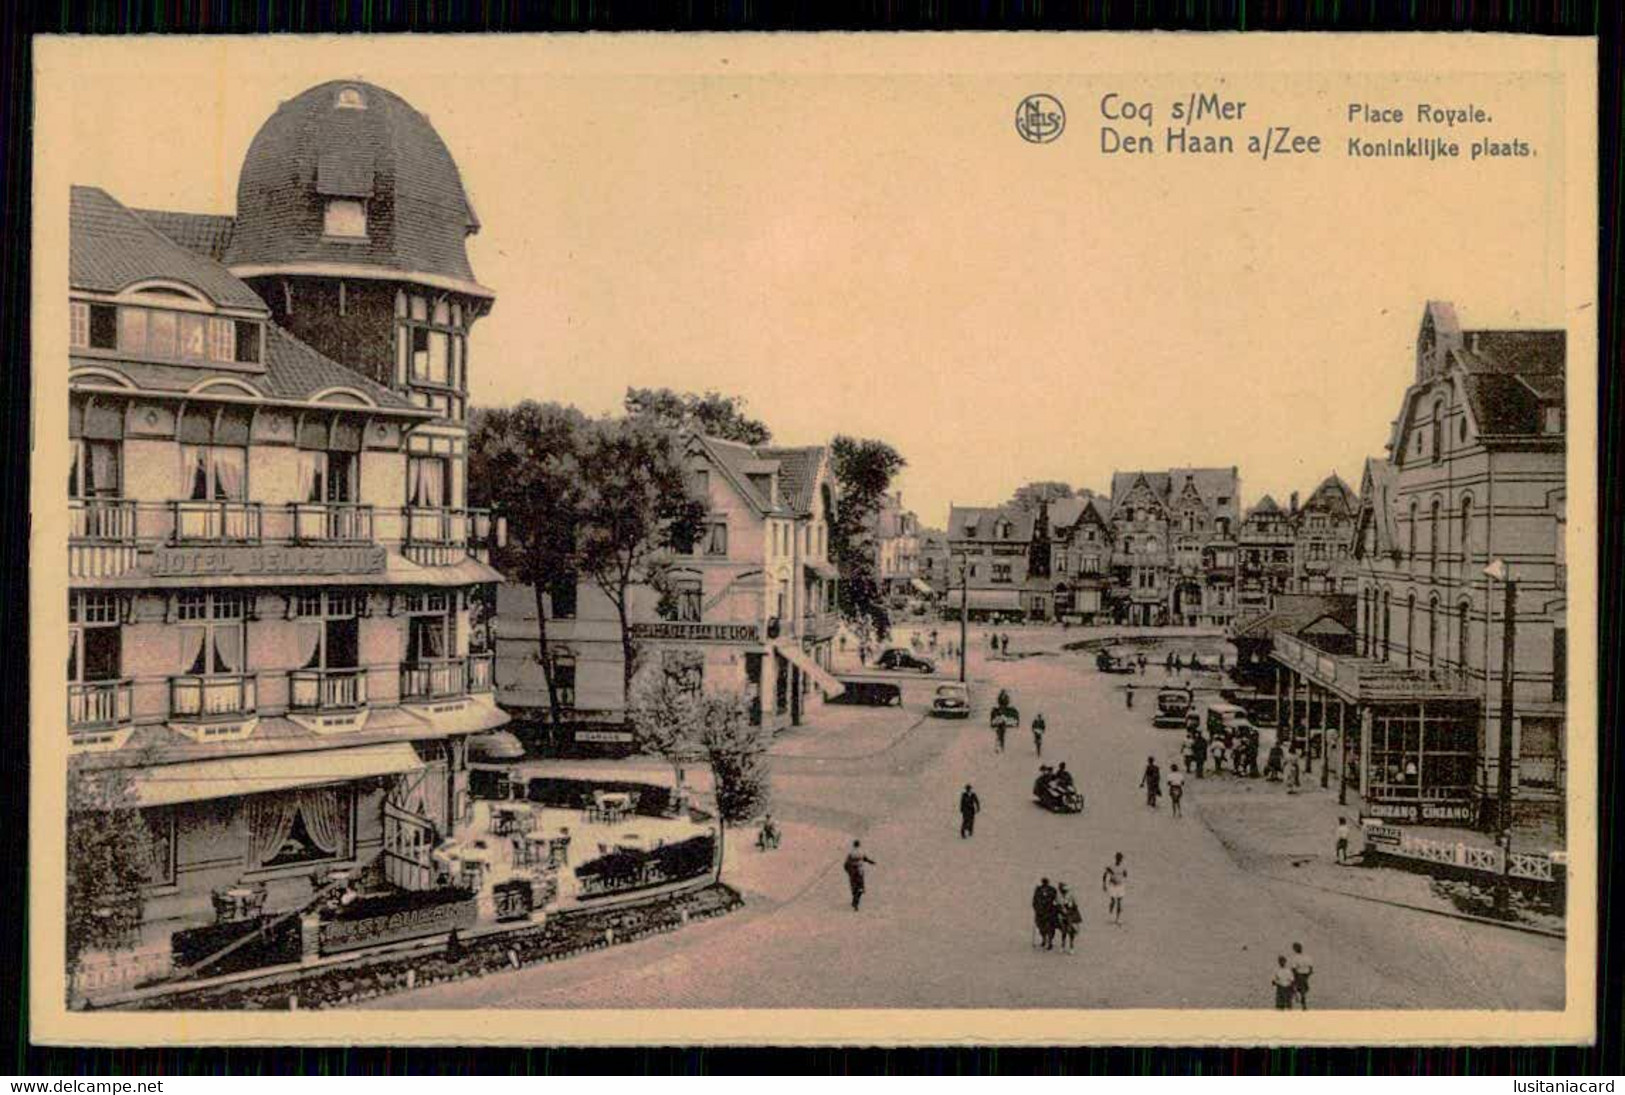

left=1107, top=468, right=1241, bottom=628
left=495, top=436, right=843, bottom=748
left=871, top=492, right=923, bottom=599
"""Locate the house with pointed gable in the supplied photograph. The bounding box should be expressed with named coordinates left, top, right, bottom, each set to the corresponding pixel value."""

left=1292, top=473, right=1359, bottom=594
left=1046, top=493, right=1114, bottom=623
left=495, top=433, right=844, bottom=744
left=1238, top=494, right=1296, bottom=616
left=1272, top=301, right=1567, bottom=831
left=1107, top=467, right=1240, bottom=627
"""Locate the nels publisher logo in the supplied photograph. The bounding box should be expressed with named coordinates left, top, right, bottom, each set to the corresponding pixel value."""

left=1016, top=94, right=1066, bottom=143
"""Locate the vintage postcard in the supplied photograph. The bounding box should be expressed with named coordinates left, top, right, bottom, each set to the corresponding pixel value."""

left=30, top=32, right=1596, bottom=1045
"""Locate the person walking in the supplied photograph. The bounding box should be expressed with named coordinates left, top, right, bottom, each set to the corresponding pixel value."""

left=1191, top=731, right=1208, bottom=778
left=1290, top=941, right=1314, bottom=1009
left=959, top=784, right=981, bottom=838
left=1140, top=755, right=1162, bottom=808
left=1137, top=652, right=1147, bottom=675
left=1165, top=651, right=1175, bottom=676
left=1001, top=633, right=1010, bottom=656
left=844, top=841, right=875, bottom=911
left=1031, top=712, right=1047, bottom=757
left=1335, top=816, right=1352, bottom=864
left=1102, top=853, right=1127, bottom=926
left=1031, top=877, right=1059, bottom=950
left=1055, top=884, right=1082, bottom=954
left=989, top=632, right=999, bottom=654
left=1173, top=652, right=1184, bottom=677
left=1167, top=762, right=1185, bottom=818
left=1272, top=955, right=1296, bottom=1009
left=1286, top=748, right=1302, bottom=794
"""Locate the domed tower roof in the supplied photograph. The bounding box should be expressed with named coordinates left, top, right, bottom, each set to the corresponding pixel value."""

left=225, top=80, right=490, bottom=298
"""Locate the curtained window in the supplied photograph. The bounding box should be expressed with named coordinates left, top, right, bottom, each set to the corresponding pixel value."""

left=251, top=788, right=353, bottom=869
left=408, top=614, right=450, bottom=663
left=69, top=439, right=122, bottom=499
left=407, top=456, right=447, bottom=508
left=183, top=445, right=247, bottom=501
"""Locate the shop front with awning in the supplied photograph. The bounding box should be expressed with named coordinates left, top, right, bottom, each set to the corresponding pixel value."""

left=109, top=740, right=460, bottom=932
left=773, top=639, right=845, bottom=699
left=1271, top=631, right=1482, bottom=826
left=951, top=588, right=1022, bottom=619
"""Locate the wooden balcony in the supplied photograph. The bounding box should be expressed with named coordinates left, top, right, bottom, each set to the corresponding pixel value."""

left=401, top=507, right=495, bottom=566
left=400, top=656, right=492, bottom=702
left=68, top=679, right=133, bottom=732
left=287, top=502, right=375, bottom=544
left=169, top=673, right=258, bottom=720
left=288, top=667, right=369, bottom=712
left=170, top=500, right=263, bottom=544
left=70, top=499, right=138, bottom=542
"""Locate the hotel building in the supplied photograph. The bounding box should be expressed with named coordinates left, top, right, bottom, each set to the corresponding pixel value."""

left=66, top=80, right=507, bottom=950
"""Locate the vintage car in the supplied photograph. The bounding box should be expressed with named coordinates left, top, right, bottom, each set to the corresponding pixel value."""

left=830, top=679, right=904, bottom=707
left=1153, top=686, right=1195, bottom=728
left=877, top=648, right=937, bottom=673
left=931, top=682, right=972, bottom=718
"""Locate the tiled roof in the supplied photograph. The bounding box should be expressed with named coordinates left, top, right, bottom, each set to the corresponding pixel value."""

left=757, top=445, right=827, bottom=516
left=1248, top=494, right=1281, bottom=516
left=1358, top=458, right=1400, bottom=557
left=1303, top=474, right=1357, bottom=516
left=133, top=208, right=237, bottom=262
left=948, top=505, right=1035, bottom=543
left=1046, top=496, right=1087, bottom=529
left=71, top=324, right=423, bottom=413
left=225, top=80, right=482, bottom=288
left=1169, top=467, right=1240, bottom=519
left=1233, top=592, right=1358, bottom=639
left=71, top=186, right=266, bottom=311
left=1110, top=471, right=1171, bottom=508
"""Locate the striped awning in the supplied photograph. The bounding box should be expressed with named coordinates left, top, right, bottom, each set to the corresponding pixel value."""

left=126, top=742, right=425, bottom=809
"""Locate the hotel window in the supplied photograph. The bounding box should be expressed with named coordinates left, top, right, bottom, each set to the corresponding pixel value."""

left=398, top=294, right=466, bottom=399
left=406, top=603, right=456, bottom=665
left=661, top=575, right=703, bottom=622
left=87, top=303, right=118, bottom=349
left=324, top=199, right=368, bottom=239
left=553, top=653, right=577, bottom=708
left=1544, top=406, right=1564, bottom=434
left=176, top=591, right=248, bottom=679
left=406, top=455, right=449, bottom=509
left=1408, top=501, right=1418, bottom=561
left=693, top=469, right=709, bottom=499
left=68, top=592, right=123, bottom=685
left=110, top=305, right=258, bottom=364
left=250, top=787, right=355, bottom=870
left=183, top=443, right=247, bottom=501
left=992, top=563, right=1012, bottom=584
left=1459, top=496, right=1474, bottom=564
left=705, top=522, right=729, bottom=556
left=294, top=592, right=363, bottom=673
left=1405, top=594, right=1416, bottom=667
left=69, top=438, right=122, bottom=499
left=548, top=572, right=578, bottom=620
left=298, top=448, right=359, bottom=504
left=1431, top=400, right=1444, bottom=462
left=1429, top=499, right=1441, bottom=572
left=1426, top=596, right=1439, bottom=667
left=70, top=301, right=90, bottom=348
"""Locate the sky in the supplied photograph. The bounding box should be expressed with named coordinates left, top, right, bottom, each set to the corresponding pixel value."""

left=42, top=36, right=1578, bottom=530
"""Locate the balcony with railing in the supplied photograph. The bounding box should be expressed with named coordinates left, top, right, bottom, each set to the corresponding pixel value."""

left=287, top=502, right=374, bottom=544
left=70, top=499, right=138, bottom=542
left=68, top=679, right=133, bottom=733
left=171, top=500, right=263, bottom=544
left=401, top=655, right=493, bottom=703
left=288, top=667, right=369, bottom=712
left=400, top=507, right=495, bottom=566
left=169, top=673, right=258, bottom=721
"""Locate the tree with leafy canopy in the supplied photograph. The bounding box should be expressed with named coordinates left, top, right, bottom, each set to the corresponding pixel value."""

left=624, top=387, right=773, bottom=445
left=66, top=758, right=157, bottom=989
left=629, top=663, right=771, bottom=881
left=577, top=419, right=710, bottom=709
left=468, top=402, right=591, bottom=728
left=829, top=436, right=907, bottom=641
left=1008, top=481, right=1075, bottom=510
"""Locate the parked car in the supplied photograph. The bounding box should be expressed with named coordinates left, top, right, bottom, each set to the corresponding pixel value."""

left=931, top=683, right=971, bottom=718
left=1153, top=686, right=1195, bottom=728
left=1095, top=649, right=1135, bottom=674
left=829, top=679, right=904, bottom=707
left=877, top=648, right=936, bottom=673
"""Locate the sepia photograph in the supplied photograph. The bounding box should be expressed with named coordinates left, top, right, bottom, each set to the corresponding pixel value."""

left=29, top=33, right=1596, bottom=1045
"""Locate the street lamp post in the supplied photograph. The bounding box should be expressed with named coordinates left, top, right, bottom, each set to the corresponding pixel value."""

left=958, top=553, right=969, bottom=683
left=1486, top=558, right=1516, bottom=915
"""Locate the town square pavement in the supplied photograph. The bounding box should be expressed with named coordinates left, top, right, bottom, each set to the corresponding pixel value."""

left=368, top=627, right=1564, bottom=1011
